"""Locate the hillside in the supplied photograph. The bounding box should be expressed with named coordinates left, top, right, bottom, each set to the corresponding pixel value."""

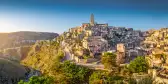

left=21, top=31, right=150, bottom=84
left=21, top=24, right=145, bottom=83
left=142, top=28, right=168, bottom=54
left=142, top=28, right=168, bottom=66
left=22, top=37, right=64, bottom=74
left=20, top=15, right=167, bottom=83
left=21, top=15, right=147, bottom=83
left=0, top=31, right=59, bottom=49
left=0, top=46, right=31, bottom=61
left=0, top=57, right=27, bottom=84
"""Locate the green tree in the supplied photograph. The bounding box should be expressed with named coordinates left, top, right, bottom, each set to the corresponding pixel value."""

left=18, top=76, right=54, bottom=84
left=89, top=71, right=103, bottom=84
left=138, top=76, right=153, bottom=84
left=61, top=61, right=91, bottom=84
left=101, top=52, right=117, bottom=69
left=89, top=71, right=124, bottom=84
left=128, top=78, right=137, bottom=84
left=106, top=75, right=124, bottom=84
left=128, top=56, right=149, bottom=73
left=127, top=76, right=154, bottom=84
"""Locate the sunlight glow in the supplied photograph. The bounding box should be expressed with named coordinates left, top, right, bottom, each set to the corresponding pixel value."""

left=0, top=19, right=19, bottom=33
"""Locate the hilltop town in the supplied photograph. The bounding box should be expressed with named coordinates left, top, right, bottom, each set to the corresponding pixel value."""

left=61, top=14, right=147, bottom=64
left=2, top=14, right=168, bottom=84
left=57, top=14, right=168, bottom=83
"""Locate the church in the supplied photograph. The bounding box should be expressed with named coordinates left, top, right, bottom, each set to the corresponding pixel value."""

left=69, top=14, right=108, bottom=34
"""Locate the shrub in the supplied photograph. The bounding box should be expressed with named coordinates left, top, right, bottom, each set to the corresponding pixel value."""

left=128, top=56, right=149, bottom=73
left=18, top=76, right=54, bottom=84
left=101, top=52, right=117, bottom=69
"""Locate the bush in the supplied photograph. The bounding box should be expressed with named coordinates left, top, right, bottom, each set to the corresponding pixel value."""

left=128, top=56, right=149, bottom=73
left=18, top=76, right=54, bottom=84
left=101, top=52, right=117, bottom=69
left=128, top=78, right=137, bottom=84
left=89, top=71, right=104, bottom=84
left=61, top=61, right=91, bottom=84
left=127, top=76, right=154, bottom=84
left=89, top=71, right=124, bottom=84
left=138, top=76, right=153, bottom=84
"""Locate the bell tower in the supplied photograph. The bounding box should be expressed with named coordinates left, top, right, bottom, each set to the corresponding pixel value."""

left=90, top=14, right=94, bottom=26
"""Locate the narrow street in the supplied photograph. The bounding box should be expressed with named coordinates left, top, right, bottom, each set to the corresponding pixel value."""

left=62, top=41, right=72, bottom=60
left=76, top=63, right=105, bottom=70
left=62, top=41, right=105, bottom=70
left=64, top=47, right=71, bottom=60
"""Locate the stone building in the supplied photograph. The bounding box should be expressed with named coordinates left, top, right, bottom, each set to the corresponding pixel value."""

left=65, top=14, right=147, bottom=62
left=82, top=23, right=90, bottom=28
left=90, top=14, right=95, bottom=26
left=106, top=27, right=144, bottom=50
left=69, top=26, right=85, bottom=33
left=116, top=43, right=125, bottom=65
left=117, top=43, right=125, bottom=52
left=82, top=36, right=108, bottom=57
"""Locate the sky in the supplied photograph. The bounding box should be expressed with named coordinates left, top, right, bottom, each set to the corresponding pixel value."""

left=0, top=0, right=168, bottom=33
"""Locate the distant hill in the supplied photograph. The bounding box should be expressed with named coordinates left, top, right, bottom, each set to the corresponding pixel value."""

left=0, top=31, right=59, bottom=49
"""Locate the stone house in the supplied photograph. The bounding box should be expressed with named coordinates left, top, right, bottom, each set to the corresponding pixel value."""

left=82, top=23, right=90, bottom=28
left=116, top=43, right=125, bottom=64
left=69, top=26, right=85, bottom=33
left=82, top=36, right=108, bottom=56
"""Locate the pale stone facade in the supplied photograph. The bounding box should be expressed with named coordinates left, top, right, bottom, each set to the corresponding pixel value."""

left=90, top=14, right=95, bottom=26
left=117, top=43, right=125, bottom=52
left=116, top=43, right=125, bottom=65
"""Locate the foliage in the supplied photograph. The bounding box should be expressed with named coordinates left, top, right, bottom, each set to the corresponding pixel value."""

left=89, top=71, right=124, bottom=84
left=43, top=61, right=92, bottom=84
left=128, top=78, right=137, bottom=84
left=18, top=76, right=54, bottom=84
left=61, top=61, right=91, bottom=84
left=128, top=56, right=149, bottom=73
left=89, top=71, right=103, bottom=84
left=54, top=50, right=64, bottom=62
left=22, top=40, right=64, bottom=75
left=20, top=46, right=31, bottom=60
left=22, top=47, right=91, bottom=84
left=138, top=76, right=154, bottom=84
left=101, top=52, right=117, bottom=69
left=22, top=36, right=140, bottom=84
left=83, top=55, right=91, bottom=59
left=106, top=75, right=124, bottom=84
left=127, top=76, right=154, bottom=84
left=22, top=39, right=93, bottom=84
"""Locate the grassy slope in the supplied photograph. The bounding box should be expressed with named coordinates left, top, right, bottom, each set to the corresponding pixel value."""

left=0, top=57, right=27, bottom=78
